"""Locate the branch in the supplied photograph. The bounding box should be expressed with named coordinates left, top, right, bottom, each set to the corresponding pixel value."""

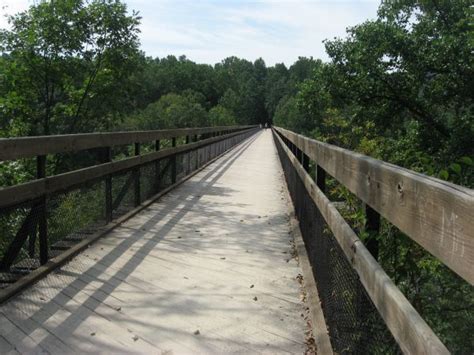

left=68, top=53, right=103, bottom=133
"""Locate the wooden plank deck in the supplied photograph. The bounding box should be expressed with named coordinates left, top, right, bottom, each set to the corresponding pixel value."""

left=0, top=130, right=311, bottom=354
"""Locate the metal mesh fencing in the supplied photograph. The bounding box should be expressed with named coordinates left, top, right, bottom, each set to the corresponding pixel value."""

left=0, top=129, right=256, bottom=291
left=112, top=170, right=136, bottom=217
left=47, top=181, right=106, bottom=249
left=0, top=200, right=41, bottom=284
left=274, top=133, right=400, bottom=354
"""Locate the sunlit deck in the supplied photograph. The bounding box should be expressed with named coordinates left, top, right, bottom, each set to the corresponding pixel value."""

left=0, top=131, right=311, bottom=354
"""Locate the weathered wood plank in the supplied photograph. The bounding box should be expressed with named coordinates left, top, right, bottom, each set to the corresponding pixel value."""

left=0, top=131, right=253, bottom=304
left=0, top=128, right=257, bottom=209
left=0, top=131, right=309, bottom=354
left=273, top=130, right=449, bottom=354
left=0, top=313, right=47, bottom=353
left=0, top=126, right=256, bottom=161
left=274, top=126, right=474, bottom=285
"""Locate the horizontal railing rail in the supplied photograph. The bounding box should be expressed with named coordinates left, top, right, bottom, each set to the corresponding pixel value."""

left=0, top=125, right=259, bottom=300
left=271, top=126, right=471, bottom=354
left=0, top=128, right=255, bottom=210
left=0, top=126, right=254, bottom=161
left=274, top=126, right=474, bottom=284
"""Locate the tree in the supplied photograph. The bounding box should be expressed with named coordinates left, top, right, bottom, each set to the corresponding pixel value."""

left=0, top=0, right=141, bottom=136
left=296, top=1, right=474, bottom=351
left=208, top=105, right=236, bottom=126
left=321, top=0, right=473, bottom=158
left=122, top=92, right=208, bottom=130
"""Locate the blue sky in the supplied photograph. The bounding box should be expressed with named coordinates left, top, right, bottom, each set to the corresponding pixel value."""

left=0, top=0, right=380, bottom=66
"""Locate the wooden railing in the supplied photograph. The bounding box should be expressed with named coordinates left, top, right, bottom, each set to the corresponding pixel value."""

left=273, top=126, right=473, bottom=354
left=0, top=125, right=258, bottom=302
left=0, top=126, right=255, bottom=210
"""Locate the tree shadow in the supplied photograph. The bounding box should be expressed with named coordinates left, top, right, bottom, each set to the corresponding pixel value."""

left=0, top=130, right=306, bottom=354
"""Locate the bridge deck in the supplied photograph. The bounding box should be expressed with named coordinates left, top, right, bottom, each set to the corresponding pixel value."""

left=0, top=131, right=310, bottom=354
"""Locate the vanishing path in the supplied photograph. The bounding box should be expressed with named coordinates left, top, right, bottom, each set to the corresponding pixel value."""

left=0, top=130, right=309, bottom=354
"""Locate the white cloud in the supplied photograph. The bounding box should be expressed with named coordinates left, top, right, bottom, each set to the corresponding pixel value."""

left=0, top=0, right=380, bottom=66
left=132, top=0, right=379, bottom=65
left=0, top=0, right=30, bottom=29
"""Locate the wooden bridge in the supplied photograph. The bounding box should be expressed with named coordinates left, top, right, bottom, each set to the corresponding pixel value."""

left=0, top=127, right=472, bottom=354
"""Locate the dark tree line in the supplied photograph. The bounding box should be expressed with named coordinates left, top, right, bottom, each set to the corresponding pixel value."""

left=0, top=0, right=318, bottom=137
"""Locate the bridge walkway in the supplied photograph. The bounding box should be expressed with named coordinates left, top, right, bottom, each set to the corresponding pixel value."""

left=0, top=130, right=311, bottom=354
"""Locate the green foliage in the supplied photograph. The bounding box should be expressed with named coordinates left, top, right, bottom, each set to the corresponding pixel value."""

left=1, top=0, right=472, bottom=352
left=122, top=92, right=208, bottom=130
left=290, top=1, right=474, bottom=352
left=208, top=105, right=237, bottom=126
left=274, top=96, right=308, bottom=134
left=0, top=0, right=141, bottom=135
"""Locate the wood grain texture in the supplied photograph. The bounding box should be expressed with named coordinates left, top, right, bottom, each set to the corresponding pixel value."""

left=274, top=126, right=474, bottom=285
left=273, top=130, right=449, bottom=354
left=0, top=128, right=257, bottom=209
left=0, top=131, right=309, bottom=354
left=0, top=126, right=256, bottom=161
left=0, top=130, right=256, bottom=304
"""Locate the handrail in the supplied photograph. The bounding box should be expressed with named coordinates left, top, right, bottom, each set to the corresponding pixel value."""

left=0, top=125, right=256, bottom=161
left=0, top=126, right=259, bottom=303
left=274, top=126, right=474, bottom=285
left=272, top=127, right=450, bottom=354
left=0, top=128, right=255, bottom=210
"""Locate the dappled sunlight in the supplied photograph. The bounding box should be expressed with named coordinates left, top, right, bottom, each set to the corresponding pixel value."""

left=0, top=131, right=309, bottom=354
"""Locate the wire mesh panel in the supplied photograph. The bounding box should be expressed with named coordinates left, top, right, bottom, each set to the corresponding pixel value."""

left=0, top=200, right=41, bottom=286
left=112, top=170, right=136, bottom=217
left=47, top=181, right=106, bottom=255
left=158, top=156, right=173, bottom=190
left=0, top=127, right=257, bottom=295
left=275, top=133, right=401, bottom=354
left=139, top=161, right=158, bottom=202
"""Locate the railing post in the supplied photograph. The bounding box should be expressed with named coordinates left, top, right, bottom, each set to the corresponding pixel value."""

left=171, top=137, right=177, bottom=184
left=37, top=155, right=48, bottom=265
left=185, top=135, right=190, bottom=175
left=103, top=147, right=113, bottom=223
left=365, top=204, right=380, bottom=260
left=134, top=143, right=141, bottom=206
left=155, top=139, right=160, bottom=192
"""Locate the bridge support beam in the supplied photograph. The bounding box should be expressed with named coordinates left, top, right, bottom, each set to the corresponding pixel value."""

left=103, top=147, right=113, bottom=223
left=171, top=138, right=177, bottom=184
left=155, top=140, right=161, bottom=193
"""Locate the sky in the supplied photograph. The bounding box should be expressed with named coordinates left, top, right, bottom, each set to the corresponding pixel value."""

left=0, top=0, right=379, bottom=66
